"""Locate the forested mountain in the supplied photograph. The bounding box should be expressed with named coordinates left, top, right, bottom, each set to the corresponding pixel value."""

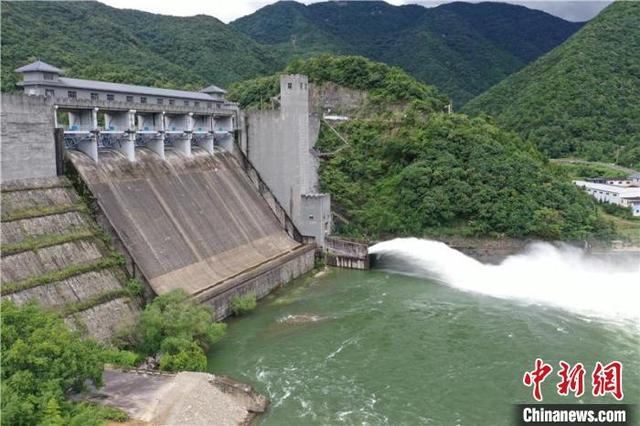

left=231, top=1, right=583, bottom=105
left=0, top=1, right=282, bottom=92
left=230, top=56, right=614, bottom=241
left=463, top=1, right=640, bottom=168
left=1, top=1, right=582, bottom=106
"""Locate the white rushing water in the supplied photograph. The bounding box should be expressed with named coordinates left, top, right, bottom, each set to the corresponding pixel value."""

left=369, top=238, right=640, bottom=324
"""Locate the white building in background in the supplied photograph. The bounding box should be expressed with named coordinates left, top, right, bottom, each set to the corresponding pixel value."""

left=574, top=180, right=640, bottom=216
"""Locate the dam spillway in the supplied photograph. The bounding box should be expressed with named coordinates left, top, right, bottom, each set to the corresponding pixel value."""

left=69, top=147, right=314, bottom=316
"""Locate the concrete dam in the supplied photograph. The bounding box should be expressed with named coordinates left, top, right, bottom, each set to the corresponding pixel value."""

left=70, top=147, right=314, bottom=317
left=1, top=66, right=368, bottom=337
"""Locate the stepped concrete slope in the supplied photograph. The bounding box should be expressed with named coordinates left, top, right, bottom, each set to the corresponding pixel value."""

left=69, top=148, right=313, bottom=315
left=0, top=177, right=138, bottom=341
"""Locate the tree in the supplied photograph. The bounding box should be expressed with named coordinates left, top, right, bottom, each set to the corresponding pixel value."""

left=131, top=289, right=227, bottom=372
left=0, top=300, right=106, bottom=425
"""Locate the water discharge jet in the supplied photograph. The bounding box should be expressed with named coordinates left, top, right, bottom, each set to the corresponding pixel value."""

left=369, top=238, right=640, bottom=324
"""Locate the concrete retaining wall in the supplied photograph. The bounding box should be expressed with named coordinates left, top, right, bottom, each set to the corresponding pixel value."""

left=198, top=245, right=315, bottom=319
left=1, top=94, right=57, bottom=183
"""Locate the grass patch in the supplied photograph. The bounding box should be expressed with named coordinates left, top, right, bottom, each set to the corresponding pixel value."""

left=551, top=161, right=632, bottom=180
left=1, top=203, right=88, bottom=222
left=600, top=211, right=640, bottom=245
left=1, top=228, right=98, bottom=257
left=230, top=292, right=257, bottom=316
left=0, top=180, right=72, bottom=193
left=59, top=288, right=130, bottom=317
left=101, top=347, right=142, bottom=368
left=0, top=254, right=125, bottom=296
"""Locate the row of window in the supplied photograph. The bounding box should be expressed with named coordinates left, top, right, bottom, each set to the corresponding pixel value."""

left=44, top=89, right=214, bottom=108
left=286, top=82, right=308, bottom=90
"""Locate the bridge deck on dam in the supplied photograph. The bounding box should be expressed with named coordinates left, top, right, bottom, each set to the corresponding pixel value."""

left=69, top=148, right=301, bottom=299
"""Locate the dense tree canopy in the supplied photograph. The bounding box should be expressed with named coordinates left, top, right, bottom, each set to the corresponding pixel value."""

left=231, top=0, right=582, bottom=106
left=1, top=0, right=580, bottom=106
left=463, top=2, right=640, bottom=169
left=1, top=300, right=123, bottom=426
left=0, top=1, right=280, bottom=92
left=127, top=289, right=227, bottom=372
left=228, top=55, right=449, bottom=112
left=319, top=113, right=612, bottom=240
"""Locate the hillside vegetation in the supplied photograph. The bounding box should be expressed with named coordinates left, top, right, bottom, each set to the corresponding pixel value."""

left=228, top=55, right=449, bottom=112
left=231, top=0, right=583, bottom=106
left=0, top=1, right=281, bottom=92
left=1, top=1, right=581, bottom=107
left=463, top=1, right=640, bottom=169
left=232, top=56, right=614, bottom=241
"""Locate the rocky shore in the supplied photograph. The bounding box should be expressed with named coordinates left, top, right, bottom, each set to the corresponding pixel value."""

left=83, top=369, right=268, bottom=425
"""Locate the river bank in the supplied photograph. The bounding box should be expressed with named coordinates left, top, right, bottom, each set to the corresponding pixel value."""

left=80, top=369, right=268, bottom=425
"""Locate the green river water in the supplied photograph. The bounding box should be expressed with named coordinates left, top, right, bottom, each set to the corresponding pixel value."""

left=208, top=242, right=639, bottom=425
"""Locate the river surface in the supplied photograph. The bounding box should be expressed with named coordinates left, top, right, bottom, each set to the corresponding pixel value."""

left=208, top=239, right=640, bottom=425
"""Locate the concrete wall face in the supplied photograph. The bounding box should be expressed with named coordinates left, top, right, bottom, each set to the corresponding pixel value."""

left=244, top=75, right=330, bottom=246
left=1, top=94, right=57, bottom=183
left=69, top=148, right=302, bottom=299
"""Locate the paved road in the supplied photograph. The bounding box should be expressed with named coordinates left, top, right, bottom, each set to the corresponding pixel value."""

left=550, top=158, right=639, bottom=175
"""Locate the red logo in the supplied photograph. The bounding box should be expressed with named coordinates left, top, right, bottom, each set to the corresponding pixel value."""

left=523, top=359, right=623, bottom=401
left=557, top=361, right=585, bottom=397
left=592, top=361, right=623, bottom=400
left=523, top=358, right=553, bottom=401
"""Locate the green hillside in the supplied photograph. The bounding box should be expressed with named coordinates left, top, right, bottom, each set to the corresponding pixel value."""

left=231, top=56, right=614, bottom=241
left=463, top=1, right=640, bottom=169
left=0, top=1, right=281, bottom=92
left=231, top=1, right=583, bottom=106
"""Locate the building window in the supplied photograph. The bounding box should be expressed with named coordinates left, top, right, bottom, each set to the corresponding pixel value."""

left=184, top=100, right=189, bottom=106
left=169, top=99, right=175, bottom=106
left=140, top=97, right=147, bottom=104
left=287, top=82, right=292, bottom=89
left=300, top=83, right=303, bottom=89
left=107, top=94, right=115, bottom=101
left=126, top=95, right=134, bottom=102
left=67, top=90, right=77, bottom=99
left=91, top=93, right=99, bottom=101
left=207, top=102, right=212, bottom=109
left=194, top=101, right=200, bottom=107
left=157, top=98, right=164, bottom=105
left=45, top=89, right=55, bottom=97
left=43, top=73, right=54, bottom=81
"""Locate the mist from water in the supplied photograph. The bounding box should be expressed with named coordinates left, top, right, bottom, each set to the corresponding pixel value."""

left=369, top=238, right=640, bottom=324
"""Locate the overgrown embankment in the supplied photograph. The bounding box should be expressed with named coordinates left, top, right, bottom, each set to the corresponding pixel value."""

left=0, top=176, right=139, bottom=341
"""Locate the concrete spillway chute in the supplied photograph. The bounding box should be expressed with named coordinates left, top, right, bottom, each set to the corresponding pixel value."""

left=57, top=106, right=99, bottom=163
left=135, top=111, right=165, bottom=160
left=192, top=113, right=214, bottom=154
left=101, top=109, right=135, bottom=162
left=164, top=113, right=192, bottom=157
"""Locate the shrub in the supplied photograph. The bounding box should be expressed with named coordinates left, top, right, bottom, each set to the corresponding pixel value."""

left=158, top=337, right=207, bottom=372
left=230, top=292, right=257, bottom=316
left=127, top=289, right=226, bottom=371
left=125, top=278, right=144, bottom=298
left=102, top=348, right=141, bottom=368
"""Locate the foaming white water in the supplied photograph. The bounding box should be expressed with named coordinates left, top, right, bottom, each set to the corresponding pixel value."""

left=370, top=238, right=640, bottom=323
